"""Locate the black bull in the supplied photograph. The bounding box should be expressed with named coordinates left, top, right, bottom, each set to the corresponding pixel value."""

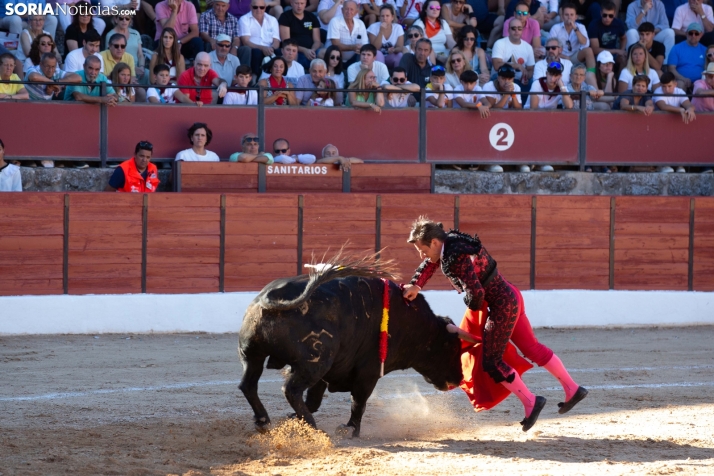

left=238, top=267, right=464, bottom=438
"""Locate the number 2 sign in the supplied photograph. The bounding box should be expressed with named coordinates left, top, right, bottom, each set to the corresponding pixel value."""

left=489, top=123, right=515, bottom=151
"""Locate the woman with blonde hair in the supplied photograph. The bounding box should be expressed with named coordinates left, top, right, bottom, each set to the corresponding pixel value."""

left=618, top=43, right=660, bottom=92
left=445, top=49, right=472, bottom=88
left=347, top=68, right=384, bottom=113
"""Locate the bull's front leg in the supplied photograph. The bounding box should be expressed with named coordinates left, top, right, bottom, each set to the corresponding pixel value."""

left=238, top=353, right=271, bottom=433
left=337, top=377, right=378, bottom=439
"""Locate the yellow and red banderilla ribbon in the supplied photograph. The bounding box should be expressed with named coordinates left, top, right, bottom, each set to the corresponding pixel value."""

left=379, top=278, right=390, bottom=377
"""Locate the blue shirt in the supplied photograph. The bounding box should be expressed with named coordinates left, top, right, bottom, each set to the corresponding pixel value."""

left=64, top=70, right=115, bottom=100
left=667, top=41, right=706, bottom=82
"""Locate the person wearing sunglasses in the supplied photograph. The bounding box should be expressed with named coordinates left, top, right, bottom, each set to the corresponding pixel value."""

left=23, top=33, right=62, bottom=72
left=441, top=0, right=477, bottom=37
left=454, top=26, right=489, bottom=85
left=209, top=34, right=242, bottom=86
left=445, top=49, right=471, bottom=88
left=18, top=15, right=58, bottom=60
left=155, top=0, right=202, bottom=60
left=533, top=37, right=574, bottom=85
left=100, top=33, right=146, bottom=102
left=504, top=1, right=545, bottom=59
left=239, top=0, right=282, bottom=73
left=229, top=133, right=274, bottom=163
left=548, top=3, right=596, bottom=71
left=491, top=18, right=536, bottom=87
left=667, top=22, right=708, bottom=90
left=587, top=2, right=627, bottom=72
left=382, top=66, right=419, bottom=107
left=323, top=45, right=346, bottom=91
left=107, top=15, right=145, bottom=80
left=671, top=0, right=714, bottom=45
left=525, top=61, right=573, bottom=114
left=199, top=0, right=241, bottom=53
left=624, top=0, right=674, bottom=60
left=271, top=138, right=317, bottom=164
left=106, top=142, right=160, bottom=193
left=412, top=0, right=456, bottom=63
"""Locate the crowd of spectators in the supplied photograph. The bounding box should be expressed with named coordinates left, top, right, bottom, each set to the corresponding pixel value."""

left=0, top=0, right=713, bottom=172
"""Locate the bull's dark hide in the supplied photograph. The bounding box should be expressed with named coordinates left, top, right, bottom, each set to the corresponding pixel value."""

left=238, top=268, right=463, bottom=438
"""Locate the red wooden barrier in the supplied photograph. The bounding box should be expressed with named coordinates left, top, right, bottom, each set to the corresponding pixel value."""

left=536, top=196, right=610, bottom=290
left=426, top=110, right=579, bottom=164
left=0, top=193, right=64, bottom=295
left=68, top=194, right=143, bottom=294
left=265, top=108, right=419, bottom=162
left=694, top=198, right=714, bottom=291
left=224, top=194, right=298, bottom=291
left=586, top=112, right=712, bottom=166
left=459, top=195, right=531, bottom=290
left=107, top=104, right=257, bottom=160
left=1, top=103, right=99, bottom=159
left=266, top=163, right=342, bottom=193
left=350, top=164, right=432, bottom=193
left=614, top=197, right=690, bottom=290
left=180, top=162, right=259, bottom=193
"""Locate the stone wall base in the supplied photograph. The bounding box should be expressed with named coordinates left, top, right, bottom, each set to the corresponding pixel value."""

left=20, top=167, right=173, bottom=192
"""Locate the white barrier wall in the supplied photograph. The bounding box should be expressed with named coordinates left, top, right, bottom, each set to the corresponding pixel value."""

left=1, top=290, right=713, bottom=335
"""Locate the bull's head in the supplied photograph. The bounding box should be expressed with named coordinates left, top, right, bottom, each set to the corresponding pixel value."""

left=411, top=315, right=463, bottom=391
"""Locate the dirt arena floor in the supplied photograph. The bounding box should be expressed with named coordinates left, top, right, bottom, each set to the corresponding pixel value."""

left=1, top=326, right=713, bottom=476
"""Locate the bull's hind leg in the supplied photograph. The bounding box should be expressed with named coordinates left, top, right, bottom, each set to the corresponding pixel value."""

left=305, top=380, right=328, bottom=413
left=238, top=355, right=271, bottom=432
left=283, top=371, right=324, bottom=429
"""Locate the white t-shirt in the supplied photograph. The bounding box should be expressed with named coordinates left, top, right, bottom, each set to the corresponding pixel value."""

left=618, top=68, right=660, bottom=91
left=452, top=83, right=482, bottom=108
left=525, top=79, right=563, bottom=109
left=386, top=85, right=413, bottom=107
left=347, top=60, right=390, bottom=84
left=653, top=86, right=688, bottom=108
left=317, top=0, right=361, bottom=28
left=259, top=59, right=305, bottom=84
left=239, top=12, right=280, bottom=47
left=0, top=163, right=22, bottom=192
left=309, top=97, right=335, bottom=106
left=366, top=22, right=404, bottom=50
left=396, top=0, right=426, bottom=20
left=548, top=22, right=590, bottom=57
left=64, top=49, right=104, bottom=74
left=224, top=90, right=259, bottom=105
left=491, top=38, right=535, bottom=80
left=533, top=58, right=573, bottom=85
left=326, top=16, right=368, bottom=49
left=481, top=80, right=522, bottom=108
left=425, top=82, right=453, bottom=107
left=412, top=19, right=452, bottom=55
left=175, top=149, right=220, bottom=162
left=273, top=154, right=317, bottom=164
left=147, top=86, right=178, bottom=103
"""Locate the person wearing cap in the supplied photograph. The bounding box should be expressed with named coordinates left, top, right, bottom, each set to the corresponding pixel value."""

left=588, top=2, right=627, bottom=71
left=534, top=37, right=574, bottom=84
left=672, top=0, right=714, bottom=45
left=549, top=3, right=596, bottom=71
left=425, top=65, right=453, bottom=108
left=209, top=33, right=242, bottom=85
left=625, top=0, right=674, bottom=60
left=481, top=64, right=523, bottom=173
left=631, top=22, right=667, bottom=75
left=526, top=60, right=573, bottom=110
left=229, top=133, right=274, bottom=163
left=200, top=0, right=242, bottom=52
left=491, top=18, right=536, bottom=88
left=692, top=62, right=714, bottom=112
left=594, top=50, right=618, bottom=102
left=667, top=22, right=707, bottom=89
left=106, top=142, right=160, bottom=193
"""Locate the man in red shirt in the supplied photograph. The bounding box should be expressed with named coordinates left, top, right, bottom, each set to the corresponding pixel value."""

left=177, top=52, right=229, bottom=104
left=105, top=142, right=160, bottom=193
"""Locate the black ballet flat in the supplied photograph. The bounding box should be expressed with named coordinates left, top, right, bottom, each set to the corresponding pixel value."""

left=558, top=386, right=588, bottom=414
left=520, top=396, right=546, bottom=432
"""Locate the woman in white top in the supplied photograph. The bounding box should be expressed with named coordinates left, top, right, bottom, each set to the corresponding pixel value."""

left=106, top=15, right=145, bottom=80
left=445, top=49, right=471, bottom=88
left=618, top=43, right=660, bottom=93
left=411, top=0, right=455, bottom=61
left=453, top=26, right=489, bottom=85
left=324, top=45, right=346, bottom=91
left=175, top=123, right=220, bottom=162
left=367, top=5, right=406, bottom=69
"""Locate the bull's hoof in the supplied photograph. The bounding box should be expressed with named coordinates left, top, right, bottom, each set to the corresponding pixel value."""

left=335, top=424, right=356, bottom=439
left=287, top=412, right=298, bottom=419
left=254, top=417, right=271, bottom=433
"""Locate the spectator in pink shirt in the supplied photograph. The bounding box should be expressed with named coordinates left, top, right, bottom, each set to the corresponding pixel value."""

left=504, top=2, right=544, bottom=59
left=155, top=0, right=202, bottom=59
left=692, top=63, right=714, bottom=112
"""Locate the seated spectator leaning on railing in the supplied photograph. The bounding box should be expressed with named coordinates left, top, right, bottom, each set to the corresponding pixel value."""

left=425, top=65, right=453, bottom=108
left=347, top=67, right=384, bottom=111
left=240, top=0, right=281, bottom=74
left=654, top=71, right=696, bottom=123
left=667, top=23, right=707, bottom=90
left=382, top=66, right=419, bottom=107
left=272, top=138, right=317, bottom=164
left=0, top=139, right=21, bottom=192
left=65, top=56, right=119, bottom=108
left=258, top=56, right=298, bottom=105
left=295, top=58, right=333, bottom=105
left=176, top=122, right=220, bottom=162
left=64, top=30, right=104, bottom=75
left=0, top=54, right=29, bottom=100
left=568, top=63, right=608, bottom=110
left=229, top=133, right=274, bottom=163
left=692, top=62, right=714, bottom=112
left=178, top=52, right=228, bottom=104
left=224, top=65, right=259, bottom=104
left=155, top=0, right=202, bottom=60
left=278, top=0, right=322, bottom=69
left=614, top=73, right=654, bottom=113
left=315, top=143, right=363, bottom=171
left=110, top=62, right=136, bottom=102
left=106, top=141, right=160, bottom=192
left=526, top=60, right=573, bottom=109
left=453, top=70, right=491, bottom=117
left=210, top=34, right=242, bottom=86
left=147, top=64, right=196, bottom=103
left=26, top=53, right=81, bottom=101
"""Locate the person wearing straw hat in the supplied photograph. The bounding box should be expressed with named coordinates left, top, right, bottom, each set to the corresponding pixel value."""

left=692, top=62, right=714, bottom=112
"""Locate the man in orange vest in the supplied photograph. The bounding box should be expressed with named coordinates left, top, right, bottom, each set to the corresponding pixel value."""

left=105, top=141, right=160, bottom=193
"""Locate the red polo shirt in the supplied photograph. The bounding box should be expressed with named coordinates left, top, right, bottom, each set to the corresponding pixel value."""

left=178, top=67, right=219, bottom=103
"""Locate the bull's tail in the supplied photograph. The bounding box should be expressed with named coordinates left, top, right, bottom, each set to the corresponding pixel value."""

left=261, top=247, right=400, bottom=311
